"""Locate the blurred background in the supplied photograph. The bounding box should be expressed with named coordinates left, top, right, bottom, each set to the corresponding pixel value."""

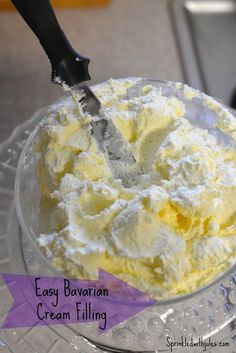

left=0, top=0, right=235, bottom=143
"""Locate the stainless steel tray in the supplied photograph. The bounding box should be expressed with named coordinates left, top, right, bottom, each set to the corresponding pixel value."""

left=172, top=0, right=236, bottom=105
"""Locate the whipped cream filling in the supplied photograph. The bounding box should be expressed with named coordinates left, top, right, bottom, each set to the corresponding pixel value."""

left=36, top=78, right=236, bottom=299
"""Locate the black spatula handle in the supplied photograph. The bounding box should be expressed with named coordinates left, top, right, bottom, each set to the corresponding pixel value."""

left=11, top=0, right=91, bottom=86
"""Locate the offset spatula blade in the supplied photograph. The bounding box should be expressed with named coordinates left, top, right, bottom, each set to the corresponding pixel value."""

left=79, top=85, right=101, bottom=116
left=80, top=85, right=141, bottom=186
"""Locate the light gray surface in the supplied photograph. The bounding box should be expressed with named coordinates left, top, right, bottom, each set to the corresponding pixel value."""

left=0, top=0, right=183, bottom=143
left=172, top=0, right=236, bottom=105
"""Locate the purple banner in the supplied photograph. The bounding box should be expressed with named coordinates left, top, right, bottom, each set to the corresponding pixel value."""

left=1, top=269, right=156, bottom=334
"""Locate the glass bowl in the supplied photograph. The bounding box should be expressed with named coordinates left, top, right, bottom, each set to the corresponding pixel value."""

left=15, top=78, right=236, bottom=352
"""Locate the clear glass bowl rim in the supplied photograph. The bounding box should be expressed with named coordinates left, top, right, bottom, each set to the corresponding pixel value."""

left=15, top=77, right=236, bottom=306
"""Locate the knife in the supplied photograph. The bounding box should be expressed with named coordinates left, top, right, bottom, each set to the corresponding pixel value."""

left=11, top=0, right=141, bottom=187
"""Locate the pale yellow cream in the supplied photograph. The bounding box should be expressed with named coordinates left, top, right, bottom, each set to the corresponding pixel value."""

left=36, top=78, right=236, bottom=299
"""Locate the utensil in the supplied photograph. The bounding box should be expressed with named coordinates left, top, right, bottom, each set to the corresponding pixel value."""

left=11, top=0, right=141, bottom=186
left=230, top=87, right=236, bottom=109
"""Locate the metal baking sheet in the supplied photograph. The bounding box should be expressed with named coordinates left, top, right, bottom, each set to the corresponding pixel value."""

left=172, top=0, right=236, bottom=105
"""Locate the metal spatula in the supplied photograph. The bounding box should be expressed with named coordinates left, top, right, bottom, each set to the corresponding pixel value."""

left=11, top=0, right=141, bottom=187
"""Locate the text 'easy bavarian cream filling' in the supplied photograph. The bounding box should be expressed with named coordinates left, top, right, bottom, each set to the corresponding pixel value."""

left=36, top=78, right=236, bottom=299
